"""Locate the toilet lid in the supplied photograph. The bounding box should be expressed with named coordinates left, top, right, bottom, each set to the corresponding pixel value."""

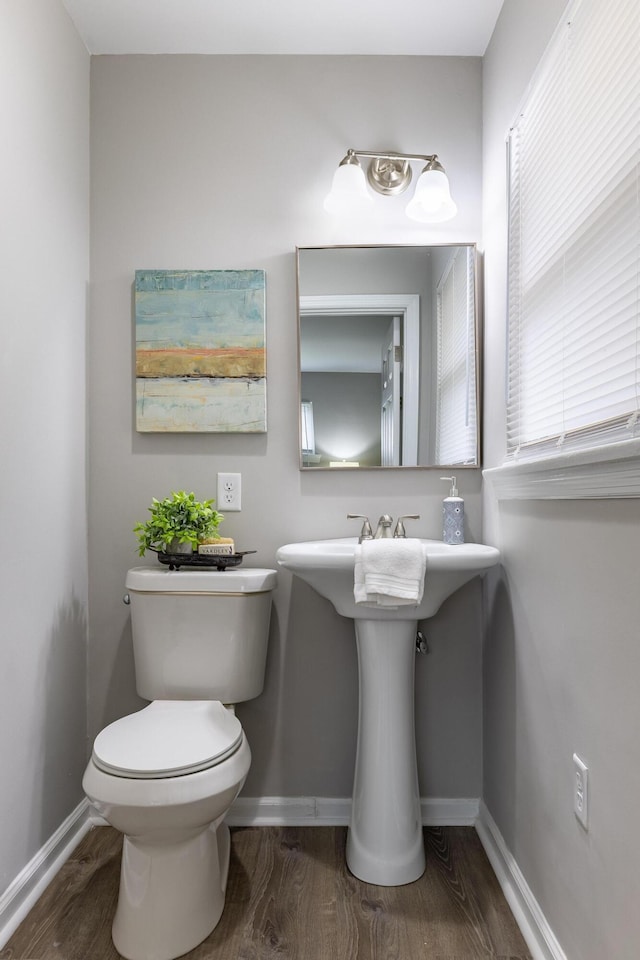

left=92, top=701, right=243, bottom=778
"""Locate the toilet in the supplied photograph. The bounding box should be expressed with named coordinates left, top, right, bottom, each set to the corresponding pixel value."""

left=83, top=565, right=277, bottom=960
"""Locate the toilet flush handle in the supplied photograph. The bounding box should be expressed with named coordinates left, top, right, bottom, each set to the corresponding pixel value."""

left=123, top=593, right=131, bottom=605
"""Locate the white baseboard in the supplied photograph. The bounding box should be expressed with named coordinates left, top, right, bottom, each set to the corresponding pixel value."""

left=0, top=798, right=95, bottom=949
left=422, top=796, right=479, bottom=825
left=226, top=795, right=479, bottom=826
left=476, top=801, right=568, bottom=960
left=0, top=793, right=488, bottom=951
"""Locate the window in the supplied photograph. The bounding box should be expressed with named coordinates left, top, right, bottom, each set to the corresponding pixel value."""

left=435, top=245, right=477, bottom=465
left=300, top=400, right=317, bottom=465
left=506, top=0, right=639, bottom=463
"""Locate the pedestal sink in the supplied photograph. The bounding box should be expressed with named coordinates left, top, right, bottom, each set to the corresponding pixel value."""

left=276, top=537, right=500, bottom=886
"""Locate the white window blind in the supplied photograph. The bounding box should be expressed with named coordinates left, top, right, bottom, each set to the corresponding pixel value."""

left=435, top=245, right=477, bottom=464
left=300, top=400, right=315, bottom=454
left=507, top=0, right=640, bottom=461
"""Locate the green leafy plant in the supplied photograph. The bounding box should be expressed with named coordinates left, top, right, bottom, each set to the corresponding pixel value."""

left=134, top=490, right=224, bottom=556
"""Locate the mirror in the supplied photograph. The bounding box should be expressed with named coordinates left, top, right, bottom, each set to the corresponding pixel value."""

left=297, top=245, right=480, bottom=469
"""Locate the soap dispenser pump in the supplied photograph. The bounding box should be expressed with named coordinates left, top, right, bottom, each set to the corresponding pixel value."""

left=440, top=476, right=464, bottom=545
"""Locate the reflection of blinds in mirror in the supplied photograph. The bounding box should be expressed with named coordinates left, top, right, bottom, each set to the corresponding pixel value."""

left=435, top=247, right=477, bottom=465
left=300, top=400, right=315, bottom=455
left=507, top=0, right=640, bottom=460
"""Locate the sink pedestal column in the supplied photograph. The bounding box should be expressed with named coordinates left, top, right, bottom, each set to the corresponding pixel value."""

left=347, top=618, right=425, bottom=886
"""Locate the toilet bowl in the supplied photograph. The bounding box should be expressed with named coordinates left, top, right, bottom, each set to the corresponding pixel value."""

left=83, top=704, right=250, bottom=960
left=83, top=567, right=276, bottom=960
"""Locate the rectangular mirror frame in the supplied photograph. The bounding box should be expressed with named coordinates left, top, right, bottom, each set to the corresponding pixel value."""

left=296, top=244, right=482, bottom=471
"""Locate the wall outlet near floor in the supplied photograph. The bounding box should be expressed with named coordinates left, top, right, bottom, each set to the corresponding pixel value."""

left=217, top=472, right=241, bottom=511
left=573, top=753, right=589, bottom=830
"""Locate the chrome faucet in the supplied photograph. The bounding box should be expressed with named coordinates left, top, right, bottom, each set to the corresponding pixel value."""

left=374, top=514, right=393, bottom=538
left=348, top=513, right=421, bottom=541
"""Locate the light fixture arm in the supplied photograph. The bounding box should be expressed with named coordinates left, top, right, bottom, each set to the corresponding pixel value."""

left=346, top=149, right=440, bottom=165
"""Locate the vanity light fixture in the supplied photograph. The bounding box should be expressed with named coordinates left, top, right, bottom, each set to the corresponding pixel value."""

left=324, top=149, right=457, bottom=223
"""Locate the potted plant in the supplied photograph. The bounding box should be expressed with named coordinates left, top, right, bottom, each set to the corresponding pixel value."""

left=134, top=490, right=224, bottom=556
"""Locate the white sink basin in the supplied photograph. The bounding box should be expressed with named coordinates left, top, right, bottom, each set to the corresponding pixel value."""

left=276, top=537, right=500, bottom=620
left=277, top=534, right=500, bottom=887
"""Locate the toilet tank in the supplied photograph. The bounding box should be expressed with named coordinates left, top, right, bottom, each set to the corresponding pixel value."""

left=125, top=566, right=277, bottom=703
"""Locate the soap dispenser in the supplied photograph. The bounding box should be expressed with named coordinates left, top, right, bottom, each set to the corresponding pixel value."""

left=441, top=476, right=464, bottom=544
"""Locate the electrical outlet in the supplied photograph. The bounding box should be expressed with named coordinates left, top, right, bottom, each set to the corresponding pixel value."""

left=217, top=472, right=241, bottom=511
left=573, top=753, right=589, bottom=830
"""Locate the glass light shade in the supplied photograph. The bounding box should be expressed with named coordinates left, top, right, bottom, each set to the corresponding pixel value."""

left=405, top=168, right=457, bottom=223
left=323, top=162, right=373, bottom=216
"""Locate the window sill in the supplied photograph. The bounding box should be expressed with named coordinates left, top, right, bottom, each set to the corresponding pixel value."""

left=482, top=439, right=640, bottom=500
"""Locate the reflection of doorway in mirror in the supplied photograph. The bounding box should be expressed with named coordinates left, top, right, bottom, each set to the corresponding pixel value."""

left=299, top=293, right=420, bottom=468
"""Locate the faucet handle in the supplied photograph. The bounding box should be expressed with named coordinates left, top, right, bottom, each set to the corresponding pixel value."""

left=394, top=515, right=420, bottom=538
left=347, top=514, right=373, bottom=541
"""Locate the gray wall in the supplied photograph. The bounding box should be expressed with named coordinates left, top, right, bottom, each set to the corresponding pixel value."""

left=0, top=0, right=89, bottom=894
left=482, top=2, right=640, bottom=958
left=88, top=54, right=485, bottom=799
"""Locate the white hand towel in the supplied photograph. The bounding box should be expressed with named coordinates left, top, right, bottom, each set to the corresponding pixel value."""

left=354, top=538, right=427, bottom=607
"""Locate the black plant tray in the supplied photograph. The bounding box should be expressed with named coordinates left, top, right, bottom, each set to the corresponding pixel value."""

left=156, top=550, right=256, bottom=571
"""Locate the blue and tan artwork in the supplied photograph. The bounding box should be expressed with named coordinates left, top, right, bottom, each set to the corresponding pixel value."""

left=135, top=269, right=266, bottom=432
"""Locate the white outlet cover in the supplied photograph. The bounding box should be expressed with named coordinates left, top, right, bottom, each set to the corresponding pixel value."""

left=217, top=472, right=241, bottom=511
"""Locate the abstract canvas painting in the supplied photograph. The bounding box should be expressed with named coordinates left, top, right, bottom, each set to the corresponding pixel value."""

left=135, top=269, right=266, bottom=432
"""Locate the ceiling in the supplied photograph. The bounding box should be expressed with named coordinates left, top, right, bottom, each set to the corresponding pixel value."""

left=61, top=0, right=505, bottom=56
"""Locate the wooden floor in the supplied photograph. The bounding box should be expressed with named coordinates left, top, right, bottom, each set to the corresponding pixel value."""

left=0, top=825, right=531, bottom=960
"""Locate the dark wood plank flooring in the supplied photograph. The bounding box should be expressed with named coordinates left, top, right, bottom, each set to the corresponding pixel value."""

left=0, top=825, right=531, bottom=960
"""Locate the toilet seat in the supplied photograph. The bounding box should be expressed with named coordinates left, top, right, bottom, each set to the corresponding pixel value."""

left=92, top=701, right=243, bottom=779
